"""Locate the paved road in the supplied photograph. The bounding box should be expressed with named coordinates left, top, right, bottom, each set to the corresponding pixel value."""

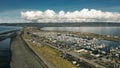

left=44, top=42, right=106, bottom=68
left=68, top=51, right=106, bottom=68
left=10, top=33, right=48, bottom=68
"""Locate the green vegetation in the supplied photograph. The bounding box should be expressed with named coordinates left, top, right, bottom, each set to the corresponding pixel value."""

left=22, top=28, right=78, bottom=68
left=43, top=30, right=120, bottom=42
left=22, top=29, right=29, bottom=39
left=27, top=41, right=78, bottom=68
left=70, top=32, right=120, bottom=42
left=22, top=27, right=120, bottom=68
left=33, top=45, right=77, bottom=68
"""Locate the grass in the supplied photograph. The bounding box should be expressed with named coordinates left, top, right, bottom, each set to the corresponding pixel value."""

left=29, top=42, right=77, bottom=68
left=22, top=28, right=77, bottom=68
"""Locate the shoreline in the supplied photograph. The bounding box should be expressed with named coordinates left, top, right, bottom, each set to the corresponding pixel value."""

left=0, top=31, right=17, bottom=68
left=40, top=29, right=120, bottom=42
left=10, top=27, right=120, bottom=68
left=10, top=30, right=48, bottom=68
left=21, top=31, right=49, bottom=68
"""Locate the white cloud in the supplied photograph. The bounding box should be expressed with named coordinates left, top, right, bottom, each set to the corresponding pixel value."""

left=21, top=9, right=120, bottom=23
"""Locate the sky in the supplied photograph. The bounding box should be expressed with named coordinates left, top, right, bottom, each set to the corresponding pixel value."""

left=0, top=0, right=120, bottom=23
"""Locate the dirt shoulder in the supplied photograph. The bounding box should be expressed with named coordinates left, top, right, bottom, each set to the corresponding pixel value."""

left=10, top=31, right=48, bottom=68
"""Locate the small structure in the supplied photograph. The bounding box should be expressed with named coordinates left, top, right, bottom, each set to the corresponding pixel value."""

left=75, top=49, right=88, bottom=53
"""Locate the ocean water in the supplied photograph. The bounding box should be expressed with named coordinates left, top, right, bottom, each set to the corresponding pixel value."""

left=0, top=38, right=10, bottom=68
left=0, top=26, right=21, bottom=34
left=41, top=27, right=120, bottom=51
left=0, top=26, right=21, bottom=68
left=41, top=27, right=120, bottom=36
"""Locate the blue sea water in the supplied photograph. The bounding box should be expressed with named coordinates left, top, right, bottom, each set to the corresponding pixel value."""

left=0, top=38, right=10, bottom=68
left=0, top=26, right=120, bottom=68
left=41, top=27, right=120, bottom=51
left=41, top=27, right=120, bottom=36
left=0, top=26, right=21, bottom=68
left=0, top=26, right=21, bottom=33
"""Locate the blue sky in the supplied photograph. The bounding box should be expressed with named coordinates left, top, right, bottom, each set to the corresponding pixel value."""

left=0, top=0, right=120, bottom=23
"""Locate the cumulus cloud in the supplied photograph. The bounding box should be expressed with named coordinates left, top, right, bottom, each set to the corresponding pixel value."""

left=21, top=9, right=120, bottom=23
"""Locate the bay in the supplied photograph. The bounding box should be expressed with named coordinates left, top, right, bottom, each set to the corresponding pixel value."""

left=0, top=26, right=21, bottom=68
left=41, top=27, right=120, bottom=36
left=41, top=27, right=120, bottom=51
